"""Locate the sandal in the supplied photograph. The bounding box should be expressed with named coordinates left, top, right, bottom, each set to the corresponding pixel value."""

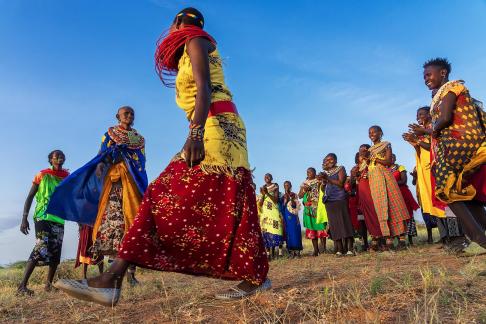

left=214, top=278, right=271, bottom=300
left=54, top=279, right=120, bottom=307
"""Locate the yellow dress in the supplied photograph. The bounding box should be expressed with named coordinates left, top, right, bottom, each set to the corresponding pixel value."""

left=175, top=45, right=249, bottom=175
left=415, top=137, right=445, bottom=217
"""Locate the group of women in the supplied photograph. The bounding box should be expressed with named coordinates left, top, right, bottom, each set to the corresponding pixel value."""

left=257, top=136, right=420, bottom=257
left=16, top=7, right=485, bottom=307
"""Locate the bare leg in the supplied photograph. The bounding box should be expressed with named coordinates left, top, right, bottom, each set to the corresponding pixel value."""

left=408, top=235, right=413, bottom=245
left=320, top=237, right=326, bottom=253
left=320, top=237, right=327, bottom=253
left=311, top=239, right=319, bottom=256
left=334, top=240, right=344, bottom=254
left=426, top=227, right=433, bottom=244
left=86, top=258, right=130, bottom=289
left=127, top=264, right=140, bottom=286
left=45, top=264, right=59, bottom=291
left=466, top=201, right=486, bottom=230
left=346, top=237, right=354, bottom=253
left=449, top=201, right=486, bottom=248
left=18, top=260, right=36, bottom=293
left=83, top=264, right=88, bottom=279
left=359, top=220, right=368, bottom=251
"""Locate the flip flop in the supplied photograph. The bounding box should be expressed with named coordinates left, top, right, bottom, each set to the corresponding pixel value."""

left=214, top=278, right=272, bottom=300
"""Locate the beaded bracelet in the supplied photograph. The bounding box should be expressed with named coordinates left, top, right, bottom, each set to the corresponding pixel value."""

left=188, top=123, right=205, bottom=141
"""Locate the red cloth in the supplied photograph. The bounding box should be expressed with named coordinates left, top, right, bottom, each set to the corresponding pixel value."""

left=390, top=169, right=420, bottom=218
left=208, top=101, right=239, bottom=117
left=75, top=225, right=102, bottom=267
left=305, top=229, right=328, bottom=239
left=33, top=168, right=69, bottom=184
left=357, top=177, right=382, bottom=238
left=347, top=196, right=360, bottom=231
left=344, top=182, right=360, bottom=230
left=470, top=164, right=486, bottom=202
left=118, top=159, right=268, bottom=285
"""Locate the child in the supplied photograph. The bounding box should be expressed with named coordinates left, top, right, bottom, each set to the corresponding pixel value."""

left=18, top=150, right=69, bottom=295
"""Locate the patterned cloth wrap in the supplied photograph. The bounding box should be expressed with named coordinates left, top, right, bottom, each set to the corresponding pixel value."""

left=28, top=167, right=69, bottom=266
left=302, top=179, right=327, bottom=239
left=430, top=80, right=486, bottom=203
left=368, top=141, right=409, bottom=237
left=47, top=126, right=147, bottom=227
left=118, top=39, right=269, bottom=285
left=259, top=183, right=284, bottom=248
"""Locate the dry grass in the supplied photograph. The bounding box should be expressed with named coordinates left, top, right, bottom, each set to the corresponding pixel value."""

left=2, top=229, right=486, bottom=323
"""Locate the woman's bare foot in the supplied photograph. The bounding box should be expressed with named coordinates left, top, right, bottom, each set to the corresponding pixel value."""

left=17, top=285, right=34, bottom=296
left=86, top=272, right=123, bottom=289
left=44, top=282, right=58, bottom=292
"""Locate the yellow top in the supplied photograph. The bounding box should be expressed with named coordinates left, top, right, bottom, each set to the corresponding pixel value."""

left=368, top=141, right=390, bottom=171
left=175, top=45, right=232, bottom=120
left=316, top=187, right=328, bottom=225
left=174, top=44, right=250, bottom=174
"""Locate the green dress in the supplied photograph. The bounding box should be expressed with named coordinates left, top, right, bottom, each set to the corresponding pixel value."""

left=301, top=180, right=325, bottom=231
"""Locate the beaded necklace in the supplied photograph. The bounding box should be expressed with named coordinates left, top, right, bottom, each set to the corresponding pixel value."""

left=108, top=126, right=145, bottom=150
left=323, top=165, right=342, bottom=177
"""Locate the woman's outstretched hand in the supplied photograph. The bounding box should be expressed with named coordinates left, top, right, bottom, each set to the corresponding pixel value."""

left=183, top=138, right=205, bottom=167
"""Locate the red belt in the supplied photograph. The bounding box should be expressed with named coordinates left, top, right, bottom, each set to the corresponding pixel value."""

left=208, top=101, right=238, bottom=117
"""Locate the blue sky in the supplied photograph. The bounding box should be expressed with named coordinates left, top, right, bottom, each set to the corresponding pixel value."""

left=1, top=0, right=486, bottom=264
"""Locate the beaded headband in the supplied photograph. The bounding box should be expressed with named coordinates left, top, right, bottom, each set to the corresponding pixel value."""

left=177, top=12, right=204, bottom=27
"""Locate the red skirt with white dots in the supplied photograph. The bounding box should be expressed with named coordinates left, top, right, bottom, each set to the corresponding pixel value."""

left=118, top=159, right=269, bottom=285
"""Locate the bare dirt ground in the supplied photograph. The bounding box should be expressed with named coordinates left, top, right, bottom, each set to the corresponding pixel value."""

left=2, top=236, right=486, bottom=323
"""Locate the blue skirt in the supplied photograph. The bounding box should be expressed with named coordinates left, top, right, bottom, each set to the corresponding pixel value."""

left=262, top=232, right=283, bottom=248
left=283, top=211, right=303, bottom=251
left=422, top=212, right=438, bottom=229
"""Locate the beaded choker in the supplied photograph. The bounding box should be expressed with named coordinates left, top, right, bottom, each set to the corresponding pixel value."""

left=323, top=166, right=342, bottom=177
left=108, top=126, right=145, bottom=150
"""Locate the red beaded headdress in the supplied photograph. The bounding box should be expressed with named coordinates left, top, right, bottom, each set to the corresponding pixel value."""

left=154, top=25, right=216, bottom=87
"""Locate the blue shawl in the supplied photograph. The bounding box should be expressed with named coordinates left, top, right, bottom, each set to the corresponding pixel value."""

left=46, top=130, right=147, bottom=225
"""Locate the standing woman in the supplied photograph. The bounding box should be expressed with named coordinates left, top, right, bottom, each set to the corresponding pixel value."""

left=389, top=154, right=420, bottom=244
left=55, top=7, right=269, bottom=304
left=48, top=106, right=147, bottom=287
left=18, top=150, right=69, bottom=295
left=403, top=107, right=443, bottom=243
left=299, top=167, right=327, bottom=256
left=258, top=173, right=284, bottom=259
left=423, top=57, right=486, bottom=248
left=354, top=144, right=382, bottom=250
left=281, top=181, right=303, bottom=258
left=321, top=154, right=354, bottom=256
left=366, top=126, right=410, bottom=249
left=349, top=152, right=368, bottom=251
